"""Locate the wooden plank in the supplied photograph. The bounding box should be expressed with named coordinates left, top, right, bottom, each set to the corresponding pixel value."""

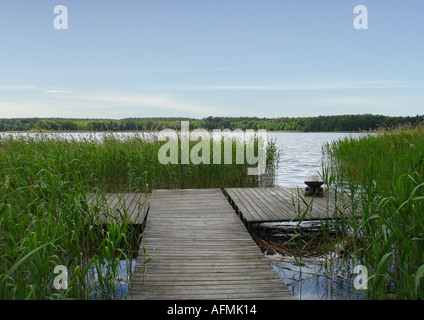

left=120, top=192, right=137, bottom=211
left=227, top=188, right=263, bottom=222
left=225, top=187, right=360, bottom=223
left=128, top=193, right=149, bottom=224
left=243, top=188, right=282, bottom=221
left=86, top=192, right=149, bottom=224
left=278, top=188, right=316, bottom=220
left=238, top=188, right=274, bottom=221
left=265, top=188, right=298, bottom=220
left=130, top=188, right=293, bottom=300
left=273, top=187, right=325, bottom=220
left=254, top=188, right=294, bottom=221
left=281, top=187, right=334, bottom=220
left=119, top=192, right=144, bottom=223
left=289, top=188, right=335, bottom=218
left=109, top=193, right=123, bottom=210
left=238, top=188, right=270, bottom=221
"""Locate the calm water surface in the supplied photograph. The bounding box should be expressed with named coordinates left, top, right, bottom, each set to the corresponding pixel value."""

left=266, top=132, right=366, bottom=187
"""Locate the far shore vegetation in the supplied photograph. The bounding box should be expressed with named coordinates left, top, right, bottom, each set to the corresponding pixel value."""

left=1, top=114, right=423, bottom=133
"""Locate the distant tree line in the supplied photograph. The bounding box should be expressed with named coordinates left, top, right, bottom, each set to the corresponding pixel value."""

left=1, top=114, right=423, bottom=132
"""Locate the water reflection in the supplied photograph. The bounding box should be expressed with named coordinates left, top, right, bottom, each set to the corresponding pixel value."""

left=270, top=256, right=366, bottom=300
left=88, top=259, right=136, bottom=300
left=252, top=221, right=366, bottom=300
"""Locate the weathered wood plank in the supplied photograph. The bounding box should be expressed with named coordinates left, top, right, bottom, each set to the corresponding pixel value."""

left=86, top=192, right=149, bottom=224
left=254, top=188, right=294, bottom=220
left=130, top=188, right=293, bottom=300
left=120, top=193, right=137, bottom=219
left=227, top=188, right=263, bottom=222
left=244, top=188, right=282, bottom=221
left=225, top=187, right=360, bottom=223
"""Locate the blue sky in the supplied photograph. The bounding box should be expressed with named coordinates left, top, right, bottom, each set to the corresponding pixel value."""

left=1, top=0, right=424, bottom=119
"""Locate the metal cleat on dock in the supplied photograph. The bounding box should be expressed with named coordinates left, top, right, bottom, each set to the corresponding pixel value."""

left=304, top=175, right=324, bottom=197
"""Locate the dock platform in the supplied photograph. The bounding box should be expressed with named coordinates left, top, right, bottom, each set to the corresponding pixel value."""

left=129, top=189, right=294, bottom=300
left=225, top=187, right=360, bottom=225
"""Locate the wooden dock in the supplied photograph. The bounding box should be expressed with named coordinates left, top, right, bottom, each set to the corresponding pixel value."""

left=90, top=188, right=359, bottom=299
left=130, top=189, right=294, bottom=300
left=225, top=187, right=360, bottom=225
left=86, top=192, right=149, bottom=224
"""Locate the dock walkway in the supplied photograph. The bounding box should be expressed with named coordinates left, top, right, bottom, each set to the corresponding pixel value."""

left=130, top=189, right=294, bottom=300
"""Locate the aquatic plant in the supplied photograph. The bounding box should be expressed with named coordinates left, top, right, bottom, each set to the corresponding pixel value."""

left=322, top=125, right=424, bottom=299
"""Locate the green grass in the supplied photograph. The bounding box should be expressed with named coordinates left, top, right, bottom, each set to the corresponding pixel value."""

left=0, top=132, right=279, bottom=299
left=322, top=125, right=424, bottom=299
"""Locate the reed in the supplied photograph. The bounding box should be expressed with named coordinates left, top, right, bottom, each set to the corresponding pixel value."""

left=0, top=132, right=277, bottom=192
left=322, top=125, right=424, bottom=299
left=0, top=132, right=279, bottom=299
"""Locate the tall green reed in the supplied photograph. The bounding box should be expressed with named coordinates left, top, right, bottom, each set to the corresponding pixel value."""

left=0, top=132, right=277, bottom=192
left=0, top=135, right=142, bottom=299
left=322, top=126, right=424, bottom=299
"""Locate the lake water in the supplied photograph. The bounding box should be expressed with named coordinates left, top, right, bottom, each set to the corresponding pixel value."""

left=266, top=132, right=366, bottom=187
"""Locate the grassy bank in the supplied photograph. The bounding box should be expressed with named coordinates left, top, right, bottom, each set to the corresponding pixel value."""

left=0, top=132, right=278, bottom=299
left=322, top=126, right=424, bottom=299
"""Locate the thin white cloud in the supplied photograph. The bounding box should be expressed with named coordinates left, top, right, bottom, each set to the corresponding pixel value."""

left=43, top=90, right=71, bottom=94
left=0, top=91, right=225, bottom=118
left=141, top=67, right=231, bottom=73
